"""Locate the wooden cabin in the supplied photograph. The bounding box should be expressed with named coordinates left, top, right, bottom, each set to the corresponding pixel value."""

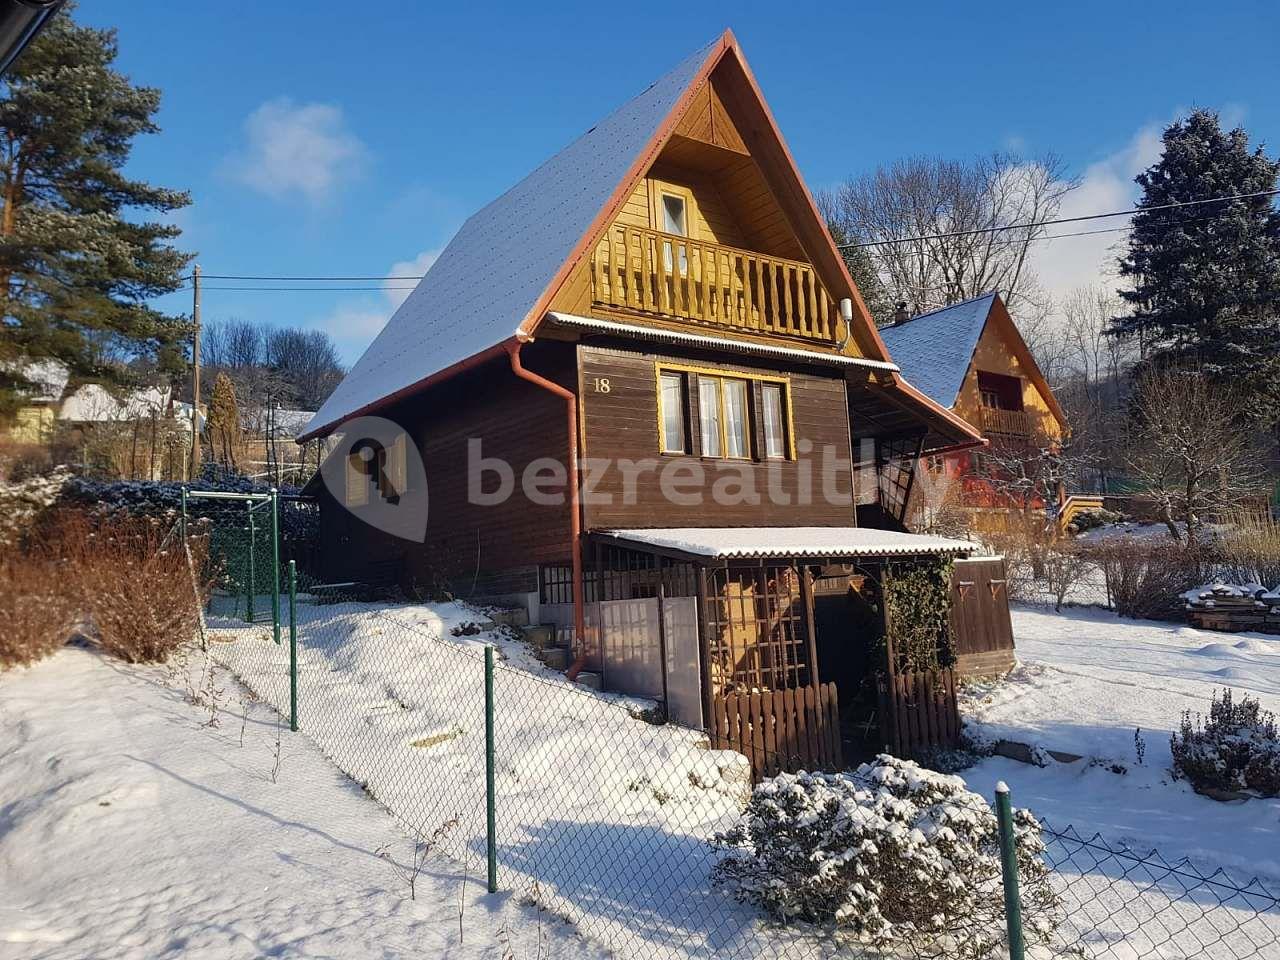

left=879, top=293, right=1101, bottom=534
left=300, top=31, right=995, bottom=770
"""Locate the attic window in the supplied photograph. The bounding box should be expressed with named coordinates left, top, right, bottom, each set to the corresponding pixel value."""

left=661, top=193, right=687, bottom=236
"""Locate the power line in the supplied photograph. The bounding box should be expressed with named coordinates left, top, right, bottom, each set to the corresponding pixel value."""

left=922, top=209, right=1234, bottom=251
left=178, top=188, right=1280, bottom=285
left=177, top=284, right=420, bottom=292
left=200, top=274, right=427, bottom=281
left=838, top=188, right=1280, bottom=249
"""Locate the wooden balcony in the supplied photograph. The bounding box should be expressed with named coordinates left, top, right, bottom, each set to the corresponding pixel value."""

left=590, top=225, right=839, bottom=343
left=980, top=406, right=1031, bottom=438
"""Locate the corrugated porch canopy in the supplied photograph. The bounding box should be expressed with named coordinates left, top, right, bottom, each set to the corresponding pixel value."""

left=593, top=526, right=973, bottom=562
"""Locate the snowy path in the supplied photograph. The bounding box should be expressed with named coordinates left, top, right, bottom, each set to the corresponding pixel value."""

left=0, top=645, right=601, bottom=960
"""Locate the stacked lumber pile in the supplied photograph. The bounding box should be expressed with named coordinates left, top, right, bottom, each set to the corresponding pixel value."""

left=1184, top=583, right=1280, bottom=635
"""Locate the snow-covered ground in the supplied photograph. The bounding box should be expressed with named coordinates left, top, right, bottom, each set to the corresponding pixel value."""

left=201, top=597, right=787, bottom=960
left=958, top=605, right=1280, bottom=959
left=6, top=593, right=1278, bottom=960
left=962, top=604, right=1280, bottom=879
left=0, top=643, right=601, bottom=960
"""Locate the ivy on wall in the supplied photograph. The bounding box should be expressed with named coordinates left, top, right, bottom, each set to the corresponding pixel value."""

left=880, top=558, right=956, bottom=674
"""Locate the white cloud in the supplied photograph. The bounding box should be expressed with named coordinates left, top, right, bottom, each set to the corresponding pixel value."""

left=227, top=98, right=367, bottom=203
left=316, top=250, right=440, bottom=362
left=383, top=249, right=440, bottom=310
left=1031, top=122, right=1164, bottom=305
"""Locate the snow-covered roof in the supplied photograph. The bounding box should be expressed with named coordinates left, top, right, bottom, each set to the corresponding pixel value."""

left=597, top=526, right=974, bottom=559
left=5, top=359, right=69, bottom=403
left=302, top=38, right=721, bottom=440
left=58, top=383, right=171, bottom=422
left=548, top=313, right=899, bottom=371
left=242, top=407, right=316, bottom=437
left=877, top=293, right=997, bottom=409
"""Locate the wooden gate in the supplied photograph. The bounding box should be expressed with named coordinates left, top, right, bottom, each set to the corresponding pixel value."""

left=710, top=683, right=842, bottom=781
left=950, top=557, right=1015, bottom=677
left=876, top=668, right=961, bottom=756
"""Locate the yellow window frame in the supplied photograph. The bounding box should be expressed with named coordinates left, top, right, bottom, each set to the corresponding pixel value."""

left=648, top=180, right=697, bottom=238
left=653, top=361, right=797, bottom=461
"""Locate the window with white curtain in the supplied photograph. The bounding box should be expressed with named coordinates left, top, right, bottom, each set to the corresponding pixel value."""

left=761, top=383, right=787, bottom=459
left=660, top=366, right=792, bottom=461
left=722, top=378, right=749, bottom=459
left=659, top=371, right=687, bottom=454
left=697, top=376, right=722, bottom=458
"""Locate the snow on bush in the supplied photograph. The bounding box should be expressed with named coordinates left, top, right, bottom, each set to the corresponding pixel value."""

left=0, top=466, right=70, bottom=549
left=711, top=755, right=1060, bottom=957
left=1171, top=689, right=1280, bottom=798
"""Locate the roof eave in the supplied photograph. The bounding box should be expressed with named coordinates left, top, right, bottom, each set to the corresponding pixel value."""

left=297, top=338, right=516, bottom=442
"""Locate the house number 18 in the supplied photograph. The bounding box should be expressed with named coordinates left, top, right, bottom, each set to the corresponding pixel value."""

left=593, top=377, right=611, bottom=393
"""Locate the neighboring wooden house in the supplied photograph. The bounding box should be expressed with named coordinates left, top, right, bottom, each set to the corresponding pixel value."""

left=879, top=292, right=1101, bottom=533
left=300, top=31, right=996, bottom=767
left=2, top=360, right=67, bottom=443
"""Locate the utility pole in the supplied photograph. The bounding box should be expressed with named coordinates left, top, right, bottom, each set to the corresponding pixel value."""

left=188, top=263, right=202, bottom=480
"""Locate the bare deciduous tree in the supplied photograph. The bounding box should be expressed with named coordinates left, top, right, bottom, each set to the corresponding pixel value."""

left=1125, top=370, right=1265, bottom=548
left=822, top=153, right=1078, bottom=320
left=1051, top=285, right=1139, bottom=491
left=265, top=328, right=344, bottom=409
left=201, top=318, right=345, bottom=415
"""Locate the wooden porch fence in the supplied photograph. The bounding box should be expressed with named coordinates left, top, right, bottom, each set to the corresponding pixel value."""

left=710, top=682, right=842, bottom=782
left=876, top=668, right=961, bottom=757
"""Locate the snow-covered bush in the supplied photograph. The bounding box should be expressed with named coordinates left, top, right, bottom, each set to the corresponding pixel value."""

left=1066, top=507, right=1124, bottom=533
left=1171, top=689, right=1280, bottom=798
left=0, top=467, right=70, bottom=550
left=711, top=755, right=1060, bottom=957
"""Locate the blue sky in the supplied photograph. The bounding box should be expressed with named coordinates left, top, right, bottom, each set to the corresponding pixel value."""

left=83, top=1, right=1280, bottom=364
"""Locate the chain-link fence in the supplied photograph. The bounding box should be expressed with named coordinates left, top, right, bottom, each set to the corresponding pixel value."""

left=179, top=523, right=1280, bottom=960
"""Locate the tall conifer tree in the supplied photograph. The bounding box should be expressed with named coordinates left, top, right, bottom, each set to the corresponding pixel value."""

left=0, top=3, right=192, bottom=416
left=1111, top=110, right=1280, bottom=424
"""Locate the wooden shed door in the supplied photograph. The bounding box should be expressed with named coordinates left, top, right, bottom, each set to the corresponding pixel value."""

left=950, top=558, right=1015, bottom=675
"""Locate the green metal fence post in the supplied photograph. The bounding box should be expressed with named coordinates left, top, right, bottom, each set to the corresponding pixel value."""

left=288, top=559, right=298, bottom=732
left=245, top=503, right=255, bottom=624
left=995, top=781, right=1026, bottom=960
left=270, top=488, right=281, bottom=646
left=180, top=485, right=188, bottom=543
left=485, top=644, right=498, bottom=894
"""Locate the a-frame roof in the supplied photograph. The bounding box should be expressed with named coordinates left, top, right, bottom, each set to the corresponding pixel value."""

left=303, top=38, right=723, bottom=439
left=878, top=292, right=1066, bottom=428
left=878, top=293, right=997, bottom=409
left=301, top=30, right=958, bottom=444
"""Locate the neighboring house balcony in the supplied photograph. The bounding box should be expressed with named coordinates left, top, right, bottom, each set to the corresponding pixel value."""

left=590, top=224, right=840, bottom=344
left=979, top=405, right=1031, bottom=439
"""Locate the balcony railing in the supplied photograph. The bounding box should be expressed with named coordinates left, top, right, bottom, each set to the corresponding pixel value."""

left=980, top=406, right=1031, bottom=438
left=590, top=225, right=839, bottom=343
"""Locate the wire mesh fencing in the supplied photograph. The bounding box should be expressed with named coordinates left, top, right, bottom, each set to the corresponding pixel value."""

left=179, top=552, right=1280, bottom=960
left=185, top=489, right=290, bottom=724
left=1040, top=823, right=1280, bottom=960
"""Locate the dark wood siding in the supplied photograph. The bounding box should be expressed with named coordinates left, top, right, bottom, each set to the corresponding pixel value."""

left=315, top=341, right=575, bottom=592
left=578, top=342, right=855, bottom=530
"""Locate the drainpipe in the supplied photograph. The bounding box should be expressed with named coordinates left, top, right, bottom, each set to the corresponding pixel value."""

left=505, top=339, right=586, bottom=663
